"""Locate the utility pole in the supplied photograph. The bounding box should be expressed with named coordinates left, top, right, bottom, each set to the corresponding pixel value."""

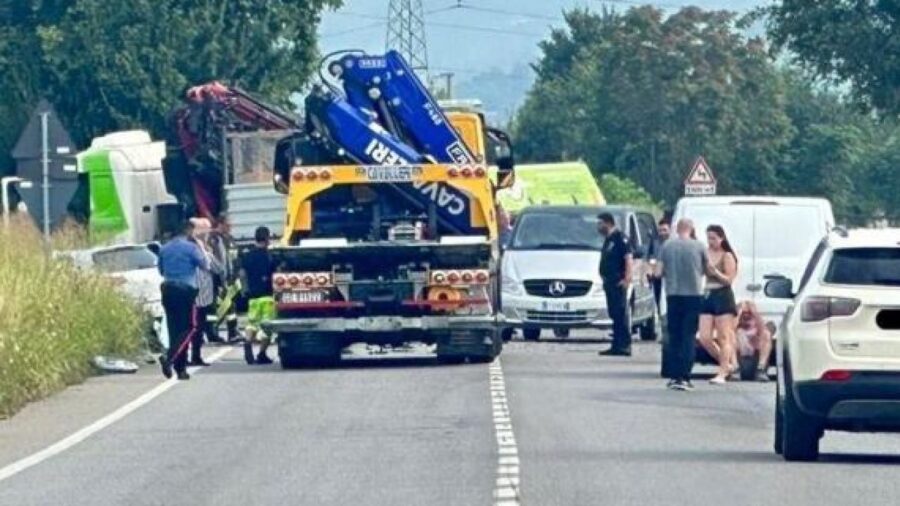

left=435, top=71, right=454, bottom=99
left=386, top=0, right=429, bottom=80
left=40, top=111, right=50, bottom=241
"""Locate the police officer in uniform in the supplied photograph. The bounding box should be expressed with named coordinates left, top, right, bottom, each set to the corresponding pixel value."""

left=597, top=212, right=634, bottom=357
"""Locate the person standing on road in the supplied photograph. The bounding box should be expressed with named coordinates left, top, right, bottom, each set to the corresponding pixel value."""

left=649, top=219, right=671, bottom=315
left=188, top=218, right=224, bottom=367
left=597, top=213, right=634, bottom=357
left=697, top=225, right=739, bottom=385
left=656, top=219, right=708, bottom=391
left=158, top=220, right=209, bottom=380
left=240, top=226, right=277, bottom=365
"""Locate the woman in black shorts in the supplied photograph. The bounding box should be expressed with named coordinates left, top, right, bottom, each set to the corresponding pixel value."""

left=698, top=225, right=738, bottom=385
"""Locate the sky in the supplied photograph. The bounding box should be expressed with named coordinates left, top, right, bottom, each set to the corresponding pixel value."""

left=317, top=1, right=770, bottom=119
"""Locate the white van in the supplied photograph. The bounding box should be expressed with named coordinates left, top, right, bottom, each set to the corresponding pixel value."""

left=672, top=196, right=835, bottom=325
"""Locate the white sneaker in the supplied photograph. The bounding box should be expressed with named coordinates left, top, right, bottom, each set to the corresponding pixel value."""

left=709, top=375, right=727, bottom=385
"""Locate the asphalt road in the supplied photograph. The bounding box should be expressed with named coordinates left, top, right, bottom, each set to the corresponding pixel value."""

left=2, top=334, right=900, bottom=505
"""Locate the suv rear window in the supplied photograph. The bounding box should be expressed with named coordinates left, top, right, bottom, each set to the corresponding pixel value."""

left=824, top=248, right=900, bottom=286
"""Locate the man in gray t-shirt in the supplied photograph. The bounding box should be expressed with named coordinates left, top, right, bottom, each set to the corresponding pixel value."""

left=655, top=219, right=708, bottom=390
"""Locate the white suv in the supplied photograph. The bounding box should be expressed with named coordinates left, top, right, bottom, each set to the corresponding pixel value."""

left=766, top=228, right=900, bottom=461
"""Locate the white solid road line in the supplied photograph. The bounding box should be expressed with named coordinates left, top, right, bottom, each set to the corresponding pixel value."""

left=490, top=358, right=522, bottom=506
left=0, top=346, right=233, bottom=483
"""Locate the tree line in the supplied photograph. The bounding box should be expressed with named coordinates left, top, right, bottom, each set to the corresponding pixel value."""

left=0, top=0, right=339, bottom=171
left=513, top=6, right=900, bottom=225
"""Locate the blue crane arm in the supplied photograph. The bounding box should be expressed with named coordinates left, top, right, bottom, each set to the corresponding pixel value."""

left=303, top=86, right=475, bottom=234
left=334, top=51, right=477, bottom=165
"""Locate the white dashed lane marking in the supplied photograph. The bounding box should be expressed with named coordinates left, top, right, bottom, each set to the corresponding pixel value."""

left=490, top=358, right=521, bottom=506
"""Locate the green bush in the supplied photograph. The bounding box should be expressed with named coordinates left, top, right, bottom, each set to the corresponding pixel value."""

left=0, top=217, right=144, bottom=418
left=599, top=173, right=663, bottom=213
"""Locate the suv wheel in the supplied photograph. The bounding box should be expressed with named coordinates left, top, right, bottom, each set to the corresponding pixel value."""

left=782, top=377, right=822, bottom=461
left=523, top=328, right=541, bottom=341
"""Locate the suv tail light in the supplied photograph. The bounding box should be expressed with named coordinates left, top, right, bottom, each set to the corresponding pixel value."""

left=801, top=296, right=860, bottom=322
left=820, top=370, right=852, bottom=382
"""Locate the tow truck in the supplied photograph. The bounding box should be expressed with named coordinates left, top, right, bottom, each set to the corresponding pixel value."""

left=261, top=50, right=514, bottom=367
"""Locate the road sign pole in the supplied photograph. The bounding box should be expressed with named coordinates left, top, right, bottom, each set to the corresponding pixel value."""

left=40, top=112, right=50, bottom=241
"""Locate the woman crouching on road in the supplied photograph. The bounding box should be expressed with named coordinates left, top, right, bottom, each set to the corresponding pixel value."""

left=735, top=301, right=774, bottom=382
left=698, top=225, right=739, bottom=385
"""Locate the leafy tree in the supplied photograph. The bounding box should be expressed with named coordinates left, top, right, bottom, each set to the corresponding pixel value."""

left=0, top=0, right=339, bottom=165
left=763, top=1, right=900, bottom=116
left=515, top=7, right=793, bottom=204
left=599, top=173, right=661, bottom=212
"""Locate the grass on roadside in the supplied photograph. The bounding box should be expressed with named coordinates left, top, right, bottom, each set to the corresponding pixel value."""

left=0, top=216, right=144, bottom=418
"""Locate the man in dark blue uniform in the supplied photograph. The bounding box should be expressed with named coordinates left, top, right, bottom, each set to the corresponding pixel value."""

left=158, top=220, right=209, bottom=380
left=597, top=212, right=634, bottom=357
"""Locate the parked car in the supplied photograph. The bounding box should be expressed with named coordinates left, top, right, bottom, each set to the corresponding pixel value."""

left=500, top=205, right=659, bottom=341
left=766, top=228, right=900, bottom=461
left=672, top=196, right=835, bottom=377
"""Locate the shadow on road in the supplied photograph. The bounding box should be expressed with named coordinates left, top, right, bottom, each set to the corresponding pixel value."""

left=818, top=453, right=900, bottom=465
left=202, top=355, right=495, bottom=374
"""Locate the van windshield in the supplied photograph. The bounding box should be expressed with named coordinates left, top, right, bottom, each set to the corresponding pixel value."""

left=510, top=210, right=609, bottom=250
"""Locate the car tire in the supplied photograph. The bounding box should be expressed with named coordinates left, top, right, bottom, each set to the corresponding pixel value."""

left=782, top=377, right=821, bottom=462
left=639, top=312, right=658, bottom=341
left=523, top=328, right=541, bottom=341
left=553, top=328, right=570, bottom=339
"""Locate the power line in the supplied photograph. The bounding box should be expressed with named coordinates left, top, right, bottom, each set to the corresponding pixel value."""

left=320, top=21, right=385, bottom=39
left=331, top=10, right=547, bottom=38
left=426, top=2, right=565, bottom=22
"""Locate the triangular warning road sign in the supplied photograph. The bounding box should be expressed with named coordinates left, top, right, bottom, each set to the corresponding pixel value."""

left=684, top=156, right=716, bottom=185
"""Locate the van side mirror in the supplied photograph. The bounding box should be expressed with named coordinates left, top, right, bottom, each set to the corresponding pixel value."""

left=764, top=276, right=794, bottom=299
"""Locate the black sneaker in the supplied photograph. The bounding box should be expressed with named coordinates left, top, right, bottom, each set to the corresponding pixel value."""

left=256, top=353, right=273, bottom=365
left=243, top=342, right=256, bottom=365
left=598, top=348, right=632, bottom=357
left=176, top=370, right=191, bottom=381
left=189, top=358, right=211, bottom=367
left=159, top=354, right=173, bottom=379
left=670, top=380, right=687, bottom=391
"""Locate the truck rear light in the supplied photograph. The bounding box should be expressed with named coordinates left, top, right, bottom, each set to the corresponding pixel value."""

left=448, top=168, right=459, bottom=178
left=432, top=271, right=447, bottom=284
left=461, top=167, right=473, bottom=178
left=291, top=170, right=304, bottom=182
left=474, top=166, right=486, bottom=178
left=274, top=275, right=287, bottom=289
left=820, top=370, right=852, bottom=382
left=288, top=275, right=301, bottom=287
left=461, top=271, right=474, bottom=283
left=306, top=170, right=319, bottom=181
left=447, top=271, right=461, bottom=284
left=801, top=296, right=861, bottom=322
left=302, top=274, right=315, bottom=286
left=475, top=271, right=489, bottom=283
left=319, top=169, right=332, bottom=180
left=316, top=274, right=331, bottom=285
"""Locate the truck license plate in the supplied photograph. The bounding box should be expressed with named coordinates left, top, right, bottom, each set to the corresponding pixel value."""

left=281, top=291, right=325, bottom=304
left=359, top=165, right=423, bottom=182
left=542, top=300, right=571, bottom=312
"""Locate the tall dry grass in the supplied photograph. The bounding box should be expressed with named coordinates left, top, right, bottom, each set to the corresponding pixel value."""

left=0, top=215, right=144, bottom=418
